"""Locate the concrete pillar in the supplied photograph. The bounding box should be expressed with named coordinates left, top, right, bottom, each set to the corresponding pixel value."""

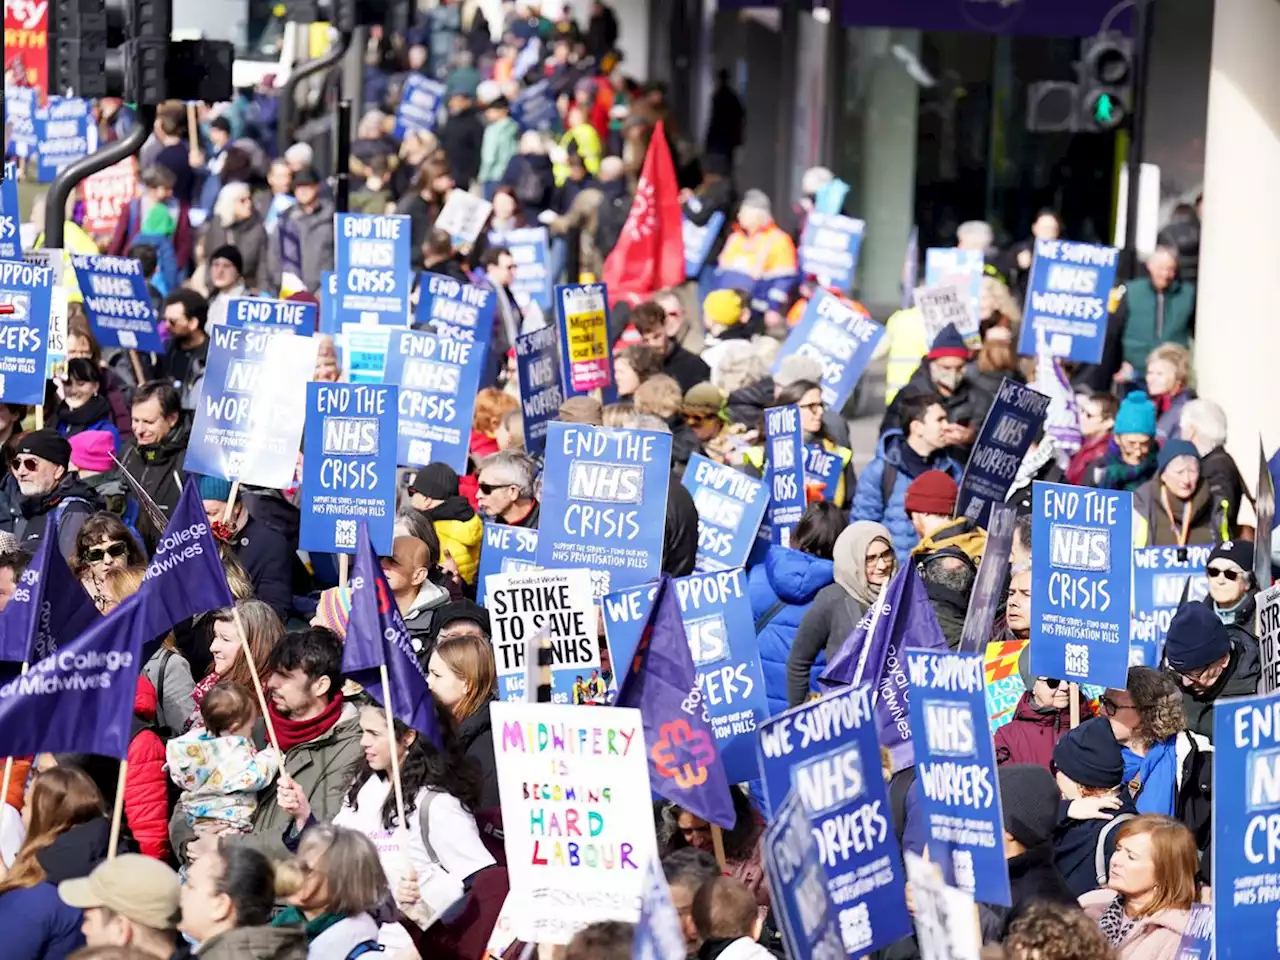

left=1195, top=0, right=1280, bottom=480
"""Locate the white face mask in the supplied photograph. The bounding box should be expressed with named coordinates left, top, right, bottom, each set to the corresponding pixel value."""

left=933, top=367, right=964, bottom=391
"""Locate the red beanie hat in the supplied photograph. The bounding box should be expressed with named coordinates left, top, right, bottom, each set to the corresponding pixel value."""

left=903, top=470, right=959, bottom=516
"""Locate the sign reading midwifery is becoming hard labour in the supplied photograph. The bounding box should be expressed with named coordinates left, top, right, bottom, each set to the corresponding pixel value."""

left=1016, top=239, right=1119, bottom=364
left=537, top=423, right=671, bottom=598
left=299, top=383, right=399, bottom=556
left=1030, top=481, right=1132, bottom=689
left=491, top=702, right=659, bottom=946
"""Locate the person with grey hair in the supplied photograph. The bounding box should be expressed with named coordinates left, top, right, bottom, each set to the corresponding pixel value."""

left=917, top=547, right=977, bottom=648
left=475, top=451, right=540, bottom=528
left=201, top=181, right=269, bottom=292
left=1179, top=397, right=1247, bottom=538
left=1112, top=244, right=1195, bottom=383
left=956, top=219, right=995, bottom=253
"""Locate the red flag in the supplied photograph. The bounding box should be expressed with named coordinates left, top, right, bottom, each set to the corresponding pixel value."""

left=602, top=121, right=685, bottom=308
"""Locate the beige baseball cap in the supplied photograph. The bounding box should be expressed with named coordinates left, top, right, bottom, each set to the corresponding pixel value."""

left=59, top=854, right=181, bottom=930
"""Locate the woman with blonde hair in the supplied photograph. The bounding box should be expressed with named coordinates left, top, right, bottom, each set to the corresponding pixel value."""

left=428, top=632, right=500, bottom=808
left=0, top=767, right=109, bottom=960
left=201, top=181, right=268, bottom=291
left=1145, top=343, right=1194, bottom=442
left=1079, top=815, right=1198, bottom=959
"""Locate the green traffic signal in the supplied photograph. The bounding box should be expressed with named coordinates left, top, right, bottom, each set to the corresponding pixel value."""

left=1094, top=93, right=1115, bottom=124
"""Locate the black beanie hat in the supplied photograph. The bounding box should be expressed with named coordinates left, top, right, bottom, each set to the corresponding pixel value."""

left=1052, top=717, right=1124, bottom=789
left=411, top=462, right=460, bottom=500
left=1163, top=601, right=1231, bottom=672
left=209, top=244, right=244, bottom=275
left=16, top=429, right=72, bottom=469
left=1207, top=539, right=1254, bottom=579
left=999, top=764, right=1061, bottom=848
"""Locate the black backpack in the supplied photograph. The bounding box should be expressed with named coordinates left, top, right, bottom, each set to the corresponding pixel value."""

left=595, top=189, right=632, bottom=259
left=514, top=162, right=545, bottom=206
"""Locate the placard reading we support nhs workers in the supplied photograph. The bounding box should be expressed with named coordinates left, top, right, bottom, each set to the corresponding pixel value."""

left=764, top=793, right=845, bottom=960
left=1031, top=482, right=1132, bottom=689
left=225, top=297, right=316, bottom=336
left=394, top=74, right=446, bottom=139
left=491, top=227, right=553, bottom=312
left=515, top=325, right=565, bottom=457
left=757, top=686, right=912, bottom=955
left=300, top=383, right=399, bottom=555
left=70, top=254, right=162, bottom=351
left=1130, top=546, right=1210, bottom=668
left=187, top=326, right=318, bottom=487
left=602, top=569, right=769, bottom=783
left=35, top=98, right=93, bottom=182
left=416, top=273, right=496, bottom=344
left=537, top=423, right=671, bottom=598
left=905, top=649, right=1010, bottom=908
left=1016, top=240, right=1119, bottom=364
left=925, top=248, right=982, bottom=347
left=1212, top=694, right=1280, bottom=960
left=477, top=523, right=539, bottom=607
left=334, top=214, right=412, bottom=327
left=775, top=290, right=883, bottom=411
left=0, top=260, right=54, bottom=404
left=682, top=454, right=768, bottom=571
left=798, top=213, right=865, bottom=294
left=384, top=328, right=485, bottom=471
left=765, top=405, right=805, bottom=547
left=956, top=378, right=1050, bottom=527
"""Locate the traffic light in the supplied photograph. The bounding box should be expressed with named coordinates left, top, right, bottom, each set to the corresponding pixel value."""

left=1078, top=33, right=1133, bottom=132
left=1026, top=81, right=1079, bottom=133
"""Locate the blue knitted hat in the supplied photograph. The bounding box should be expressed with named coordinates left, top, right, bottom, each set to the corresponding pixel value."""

left=196, top=474, right=234, bottom=503
left=1114, top=391, right=1157, bottom=437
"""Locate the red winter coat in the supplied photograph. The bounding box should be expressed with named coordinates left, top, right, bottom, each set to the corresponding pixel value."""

left=126, top=676, right=171, bottom=862
left=993, top=691, right=1093, bottom=771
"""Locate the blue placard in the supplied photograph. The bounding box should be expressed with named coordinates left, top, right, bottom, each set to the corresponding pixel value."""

left=476, top=523, right=539, bottom=607
left=763, top=792, right=846, bottom=960
left=225, top=297, right=316, bottom=336
left=383, top=328, right=486, bottom=471
left=1016, top=239, right=1120, bottom=364
left=765, top=405, right=805, bottom=547
left=511, top=80, right=558, bottom=132
left=537, top=422, right=672, bottom=598
left=905, top=649, right=1010, bottom=907
left=415, top=272, right=496, bottom=344
left=319, top=272, right=339, bottom=335
left=394, top=74, right=446, bottom=140
left=5, top=87, right=38, bottom=159
left=1131, top=545, right=1210, bottom=668
left=515, top=324, right=565, bottom=457
left=804, top=444, right=844, bottom=504
left=489, top=227, right=553, bottom=313
left=1175, top=903, right=1212, bottom=960
left=1213, top=694, right=1280, bottom=960
left=682, top=453, right=768, bottom=571
left=774, top=290, right=884, bottom=411
left=34, top=98, right=92, bottom=182
left=0, top=259, right=54, bottom=404
left=757, top=686, right=913, bottom=955
left=0, top=166, right=22, bottom=260
left=333, top=213, right=412, bottom=327
left=340, top=327, right=391, bottom=384
left=70, top=254, right=162, bottom=352
left=185, top=325, right=316, bottom=487
left=798, top=213, right=865, bottom=294
left=925, top=247, right=983, bottom=346
left=299, top=383, right=399, bottom=555
left=683, top=212, right=726, bottom=279
left=1030, top=481, right=1132, bottom=689
left=278, top=220, right=303, bottom=280
left=956, top=378, right=1051, bottom=527
left=602, top=568, right=770, bottom=784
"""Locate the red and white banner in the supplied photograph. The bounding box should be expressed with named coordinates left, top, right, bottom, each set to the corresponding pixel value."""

left=4, top=0, right=49, bottom=97
left=80, top=158, right=140, bottom=237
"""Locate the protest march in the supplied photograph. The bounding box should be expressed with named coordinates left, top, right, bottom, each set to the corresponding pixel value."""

left=0, top=5, right=1271, bottom=960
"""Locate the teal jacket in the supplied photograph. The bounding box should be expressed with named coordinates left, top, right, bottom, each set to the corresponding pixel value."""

left=480, top=116, right=520, bottom=184
left=1119, top=277, right=1195, bottom=370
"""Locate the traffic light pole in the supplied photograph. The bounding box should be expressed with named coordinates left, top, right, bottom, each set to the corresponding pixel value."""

left=1120, top=0, right=1154, bottom=279
left=45, top=103, right=157, bottom=249
left=277, top=31, right=352, bottom=157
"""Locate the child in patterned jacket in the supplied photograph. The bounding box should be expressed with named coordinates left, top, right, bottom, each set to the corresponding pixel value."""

left=166, top=681, right=279, bottom=843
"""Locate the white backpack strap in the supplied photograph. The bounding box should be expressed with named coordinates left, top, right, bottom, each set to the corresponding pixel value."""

left=1095, top=813, right=1135, bottom=885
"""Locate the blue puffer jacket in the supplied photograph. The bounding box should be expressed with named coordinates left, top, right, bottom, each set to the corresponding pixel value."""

left=850, top=429, right=964, bottom=563
left=749, top=545, right=836, bottom=717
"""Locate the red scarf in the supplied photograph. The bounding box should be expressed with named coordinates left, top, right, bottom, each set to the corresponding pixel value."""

left=270, top=693, right=346, bottom=754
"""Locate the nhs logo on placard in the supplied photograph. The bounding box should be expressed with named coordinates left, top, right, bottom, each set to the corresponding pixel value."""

left=685, top=614, right=728, bottom=668
left=1153, top=573, right=1193, bottom=605
left=792, top=746, right=866, bottom=816
left=568, top=461, right=643, bottom=504
left=1248, top=747, right=1280, bottom=813
left=692, top=487, right=744, bottom=529
left=1050, top=524, right=1110, bottom=572
left=404, top=358, right=460, bottom=392
left=324, top=417, right=379, bottom=456
left=225, top=360, right=261, bottom=394
left=924, top=699, right=977, bottom=759
left=0, top=291, right=31, bottom=319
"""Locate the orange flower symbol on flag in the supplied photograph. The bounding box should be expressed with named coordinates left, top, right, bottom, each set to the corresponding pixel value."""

left=652, top=718, right=715, bottom=788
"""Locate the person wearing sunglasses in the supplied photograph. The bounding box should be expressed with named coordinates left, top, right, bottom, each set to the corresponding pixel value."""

left=774, top=379, right=855, bottom=509
left=1163, top=600, right=1259, bottom=742
left=7, top=429, right=103, bottom=563
left=474, top=450, right=540, bottom=528
left=995, top=640, right=1088, bottom=771
left=1132, top=438, right=1214, bottom=549
left=72, top=512, right=147, bottom=609
left=1204, top=539, right=1256, bottom=628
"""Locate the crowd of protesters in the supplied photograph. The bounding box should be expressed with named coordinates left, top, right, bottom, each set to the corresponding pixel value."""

left=0, top=0, right=1254, bottom=958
